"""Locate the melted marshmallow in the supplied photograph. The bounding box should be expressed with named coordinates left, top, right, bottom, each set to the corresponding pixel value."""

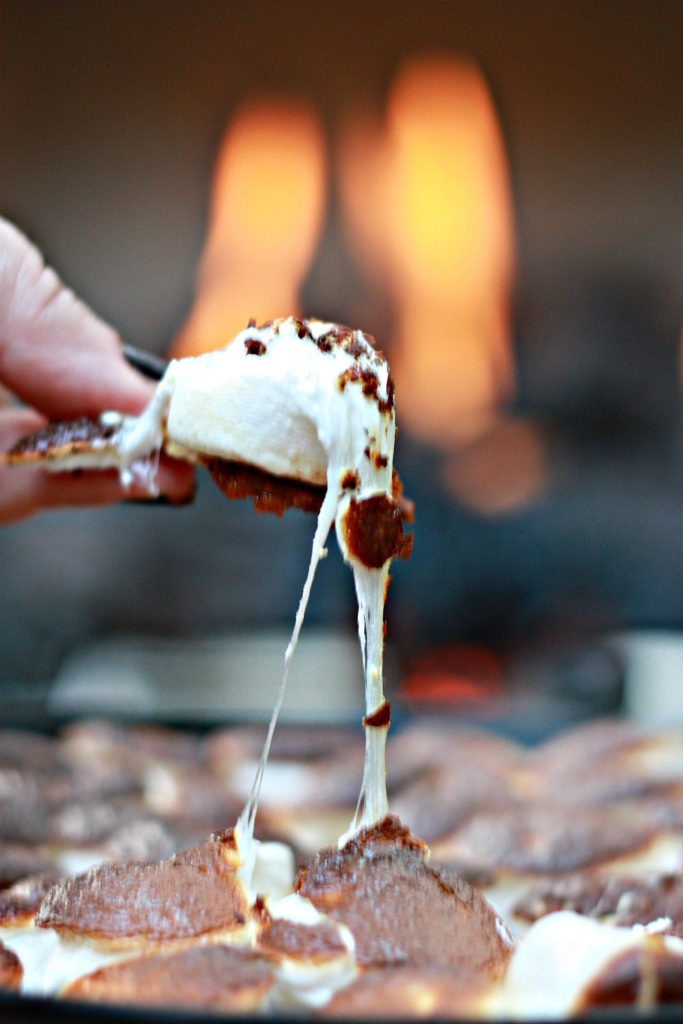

left=115, top=318, right=394, bottom=501
left=264, top=893, right=357, bottom=1009
left=495, top=911, right=683, bottom=1019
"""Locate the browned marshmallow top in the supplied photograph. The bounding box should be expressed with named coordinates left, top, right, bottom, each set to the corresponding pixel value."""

left=257, top=914, right=348, bottom=966
left=295, top=816, right=511, bottom=976
left=514, top=871, right=683, bottom=936
left=436, top=802, right=659, bottom=876
left=36, top=829, right=249, bottom=947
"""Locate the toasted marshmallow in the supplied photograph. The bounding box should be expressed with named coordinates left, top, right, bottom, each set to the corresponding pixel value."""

left=106, top=318, right=392, bottom=506
left=256, top=892, right=357, bottom=1009
left=156, top=319, right=393, bottom=491
left=497, top=911, right=683, bottom=1018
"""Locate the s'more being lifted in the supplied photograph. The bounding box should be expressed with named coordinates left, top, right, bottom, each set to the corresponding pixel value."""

left=4, top=316, right=413, bottom=840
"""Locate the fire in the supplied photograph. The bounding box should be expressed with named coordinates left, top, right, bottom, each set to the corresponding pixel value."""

left=339, top=57, right=515, bottom=446
left=172, top=99, right=327, bottom=357
left=172, top=61, right=530, bottom=507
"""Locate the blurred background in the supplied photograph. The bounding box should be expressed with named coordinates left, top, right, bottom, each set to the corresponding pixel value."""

left=1, top=0, right=682, bottom=736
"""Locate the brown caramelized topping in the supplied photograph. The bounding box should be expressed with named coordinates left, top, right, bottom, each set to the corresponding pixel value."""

left=36, top=829, right=248, bottom=945
left=258, top=917, right=347, bottom=963
left=3, top=416, right=118, bottom=461
left=315, top=333, right=334, bottom=353
left=64, top=944, right=274, bottom=1010
left=444, top=804, right=659, bottom=875
left=205, top=458, right=324, bottom=517
left=343, top=494, right=412, bottom=568
left=206, top=458, right=414, bottom=548
left=341, top=470, right=360, bottom=491
left=341, top=334, right=369, bottom=360
left=294, top=319, right=313, bottom=340
left=337, top=366, right=395, bottom=414
left=514, top=872, right=683, bottom=935
left=363, top=700, right=391, bottom=729
left=244, top=337, right=266, bottom=356
left=295, top=816, right=511, bottom=975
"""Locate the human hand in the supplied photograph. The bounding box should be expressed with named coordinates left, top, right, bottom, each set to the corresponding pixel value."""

left=0, top=217, right=195, bottom=523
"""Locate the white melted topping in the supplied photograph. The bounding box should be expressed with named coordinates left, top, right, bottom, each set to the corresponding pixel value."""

left=249, top=840, right=296, bottom=903
left=264, top=893, right=357, bottom=1010
left=494, top=910, right=683, bottom=1019
left=0, top=922, right=141, bottom=997
left=0, top=925, right=61, bottom=995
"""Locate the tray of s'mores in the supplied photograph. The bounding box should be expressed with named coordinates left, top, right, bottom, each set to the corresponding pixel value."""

left=0, top=714, right=683, bottom=1021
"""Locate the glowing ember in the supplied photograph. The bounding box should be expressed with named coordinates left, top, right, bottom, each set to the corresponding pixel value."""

left=339, top=57, right=515, bottom=446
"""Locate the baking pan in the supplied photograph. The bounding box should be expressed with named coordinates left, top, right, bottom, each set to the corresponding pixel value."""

left=4, top=990, right=683, bottom=1024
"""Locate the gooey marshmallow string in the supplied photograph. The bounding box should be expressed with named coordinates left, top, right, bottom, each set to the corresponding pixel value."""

left=110, top=318, right=397, bottom=855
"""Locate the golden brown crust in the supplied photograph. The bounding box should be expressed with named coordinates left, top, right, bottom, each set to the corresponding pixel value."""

left=205, top=456, right=413, bottom=546
left=1, top=416, right=118, bottom=463
left=257, top=916, right=348, bottom=964
left=390, top=765, right=518, bottom=846
left=2, top=415, right=414, bottom=553
left=317, top=965, right=490, bottom=1019
left=63, top=944, right=274, bottom=1010
left=35, top=830, right=249, bottom=948
left=527, top=719, right=683, bottom=807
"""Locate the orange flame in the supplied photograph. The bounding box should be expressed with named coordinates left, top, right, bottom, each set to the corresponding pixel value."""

left=339, top=57, right=515, bottom=446
left=172, top=99, right=327, bottom=357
